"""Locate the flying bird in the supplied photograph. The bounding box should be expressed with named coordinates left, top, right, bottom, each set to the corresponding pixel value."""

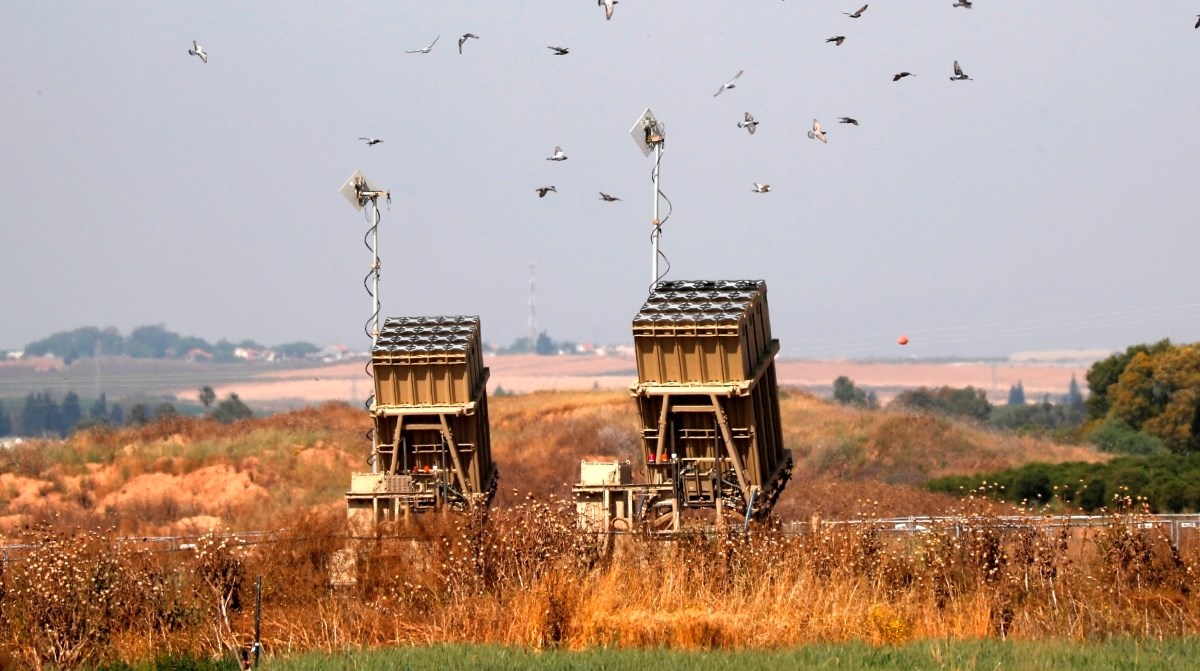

left=826, top=36, right=846, bottom=46
left=358, top=137, right=383, bottom=146
left=952, top=0, right=973, bottom=8
left=188, top=41, right=207, bottom=64
left=843, top=4, right=868, bottom=18
left=893, top=71, right=915, bottom=81
left=807, top=119, right=828, bottom=143
left=536, top=186, right=558, bottom=198
left=838, top=117, right=859, bottom=126
left=405, top=35, right=440, bottom=54
left=1195, top=14, right=1199, bottom=28
left=950, top=60, right=971, bottom=81
left=752, top=183, right=771, bottom=193
left=458, top=33, right=479, bottom=54
left=547, top=45, right=570, bottom=55
left=713, top=70, right=744, bottom=97
left=737, top=112, right=759, bottom=135
left=599, top=0, right=617, bottom=20
left=546, top=146, right=567, bottom=161
left=599, top=192, right=621, bottom=202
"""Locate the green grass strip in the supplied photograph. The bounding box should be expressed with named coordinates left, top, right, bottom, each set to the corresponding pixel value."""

left=256, top=638, right=1200, bottom=671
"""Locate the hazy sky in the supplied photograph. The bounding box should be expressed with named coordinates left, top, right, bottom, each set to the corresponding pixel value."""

left=3, top=2, right=1199, bottom=359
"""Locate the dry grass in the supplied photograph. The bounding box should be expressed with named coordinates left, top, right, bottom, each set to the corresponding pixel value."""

left=2, top=496, right=1199, bottom=669
left=0, top=390, right=1152, bottom=668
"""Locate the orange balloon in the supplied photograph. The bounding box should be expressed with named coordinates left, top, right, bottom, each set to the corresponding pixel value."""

left=897, top=335, right=909, bottom=345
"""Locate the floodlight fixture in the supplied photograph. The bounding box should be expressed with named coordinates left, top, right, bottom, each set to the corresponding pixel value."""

left=629, top=108, right=664, bottom=157
left=339, top=170, right=390, bottom=211
left=630, top=108, right=667, bottom=289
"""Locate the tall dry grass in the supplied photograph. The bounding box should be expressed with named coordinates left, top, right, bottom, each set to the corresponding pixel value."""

left=0, top=390, right=1154, bottom=667
left=2, top=495, right=1199, bottom=668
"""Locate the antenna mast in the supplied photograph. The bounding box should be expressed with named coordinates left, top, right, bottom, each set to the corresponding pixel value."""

left=340, top=170, right=391, bottom=477
left=339, top=170, right=391, bottom=346
left=630, top=108, right=666, bottom=292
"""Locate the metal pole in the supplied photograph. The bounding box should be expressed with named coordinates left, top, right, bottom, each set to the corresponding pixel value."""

left=370, top=199, right=381, bottom=347
left=369, top=199, right=382, bottom=475
left=651, top=142, right=661, bottom=290
left=253, top=575, right=262, bottom=667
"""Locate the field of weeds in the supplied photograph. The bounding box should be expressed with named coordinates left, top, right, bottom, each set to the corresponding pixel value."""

left=2, top=497, right=1199, bottom=669
left=0, top=390, right=1156, bottom=669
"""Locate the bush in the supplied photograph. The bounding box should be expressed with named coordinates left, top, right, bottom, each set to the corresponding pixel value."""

left=889, top=386, right=991, bottom=422
left=1088, top=416, right=1168, bottom=456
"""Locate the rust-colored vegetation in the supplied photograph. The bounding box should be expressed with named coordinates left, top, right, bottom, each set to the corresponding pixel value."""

left=3, top=390, right=1173, bottom=669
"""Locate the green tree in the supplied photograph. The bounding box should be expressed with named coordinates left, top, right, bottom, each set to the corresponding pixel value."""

left=24, top=326, right=124, bottom=359
left=1106, top=343, right=1200, bottom=454
left=61, top=391, right=83, bottom=434
left=0, top=400, right=12, bottom=436
left=19, top=393, right=42, bottom=436
left=212, top=393, right=253, bottom=424
left=1064, top=374, right=1086, bottom=423
left=199, top=386, right=217, bottom=409
left=20, top=392, right=64, bottom=437
left=1006, top=381, right=1026, bottom=406
left=43, top=393, right=65, bottom=437
left=832, top=376, right=878, bottom=409
left=154, top=402, right=178, bottom=420
left=1085, top=339, right=1172, bottom=420
left=89, top=393, right=108, bottom=419
left=126, top=325, right=180, bottom=359
left=127, top=403, right=149, bottom=426
left=535, top=331, right=555, bottom=355
left=109, top=403, right=125, bottom=426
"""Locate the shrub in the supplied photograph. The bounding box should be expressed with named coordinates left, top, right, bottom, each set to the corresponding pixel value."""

left=1088, top=416, right=1168, bottom=455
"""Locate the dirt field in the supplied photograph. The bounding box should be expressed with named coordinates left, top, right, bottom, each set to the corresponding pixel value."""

left=192, top=354, right=1091, bottom=407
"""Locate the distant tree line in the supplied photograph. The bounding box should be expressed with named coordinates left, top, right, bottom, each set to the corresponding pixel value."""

left=22, top=325, right=319, bottom=364
left=927, top=453, right=1200, bottom=514
left=922, top=339, right=1200, bottom=512
left=831, top=375, right=1088, bottom=437
left=492, top=331, right=579, bottom=355
left=0, top=387, right=254, bottom=438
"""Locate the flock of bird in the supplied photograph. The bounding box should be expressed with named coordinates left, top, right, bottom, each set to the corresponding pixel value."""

left=181, top=3, right=1200, bottom=202
left=727, top=2, right=980, bottom=194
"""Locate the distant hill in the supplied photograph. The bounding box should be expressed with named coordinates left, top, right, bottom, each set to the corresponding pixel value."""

left=20, top=325, right=318, bottom=364
left=0, top=390, right=1104, bottom=535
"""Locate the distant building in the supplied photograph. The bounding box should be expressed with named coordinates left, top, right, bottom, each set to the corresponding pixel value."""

left=319, top=344, right=351, bottom=362
left=233, top=347, right=277, bottom=362
left=184, top=348, right=214, bottom=362
left=1009, top=349, right=1113, bottom=366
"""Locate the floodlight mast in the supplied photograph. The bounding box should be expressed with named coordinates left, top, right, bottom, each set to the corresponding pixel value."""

left=630, top=108, right=665, bottom=292
left=339, top=170, right=391, bottom=476
left=339, top=171, right=391, bottom=346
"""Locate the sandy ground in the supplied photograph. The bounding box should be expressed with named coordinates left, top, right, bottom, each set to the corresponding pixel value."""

left=196, top=354, right=1090, bottom=406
